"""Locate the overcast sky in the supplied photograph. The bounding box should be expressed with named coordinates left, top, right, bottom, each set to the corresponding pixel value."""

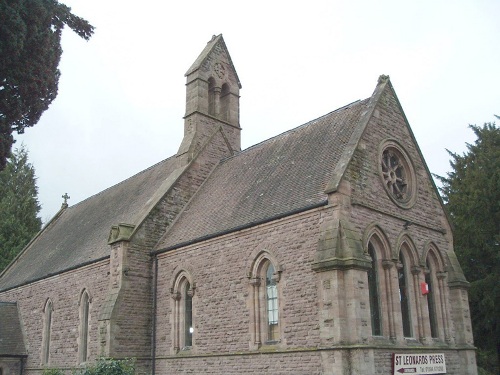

left=14, top=0, right=500, bottom=223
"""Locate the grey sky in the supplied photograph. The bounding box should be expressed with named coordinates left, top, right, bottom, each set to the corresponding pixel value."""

left=14, top=0, right=500, bottom=223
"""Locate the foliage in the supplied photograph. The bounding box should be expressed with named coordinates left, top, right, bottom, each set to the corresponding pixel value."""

left=42, top=369, right=65, bottom=375
left=0, top=145, right=41, bottom=272
left=0, top=0, right=94, bottom=170
left=436, top=118, right=500, bottom=375
left=74, top=358, right=135, bottom=375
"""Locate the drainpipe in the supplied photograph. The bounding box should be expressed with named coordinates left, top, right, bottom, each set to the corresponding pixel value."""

left=152, top=255, right=158, bottom=375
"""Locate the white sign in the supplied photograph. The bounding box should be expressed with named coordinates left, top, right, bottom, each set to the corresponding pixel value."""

left=393, top=353, right=446, bottom=374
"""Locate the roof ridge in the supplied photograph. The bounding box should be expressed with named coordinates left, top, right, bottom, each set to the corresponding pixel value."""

left=221, top=99, right=365, bottom=164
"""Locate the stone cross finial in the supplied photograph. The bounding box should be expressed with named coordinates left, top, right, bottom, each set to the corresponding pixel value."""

left=62, top=193, right=70, bottom=208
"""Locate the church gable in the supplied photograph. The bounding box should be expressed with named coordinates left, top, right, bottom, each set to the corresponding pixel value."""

left=343, top=77, right=448, bottom=232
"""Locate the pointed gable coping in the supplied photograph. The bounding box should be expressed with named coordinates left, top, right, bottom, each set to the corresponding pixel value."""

left=326, top=75, right=453, bottom=235
left=0, top=302, right=27, bottom=357
left=324, top=75, right=390, bottom=194
left=185, top=34, right=242, bottom=89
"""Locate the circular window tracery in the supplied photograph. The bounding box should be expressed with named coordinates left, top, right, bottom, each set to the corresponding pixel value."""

left=379, top=141, right=417, bottom=208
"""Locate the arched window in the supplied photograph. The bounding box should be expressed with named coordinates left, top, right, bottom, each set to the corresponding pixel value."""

left=398, top=251, right=412, bottom=337
left=249, top=253, right=281, bottom=347
left=367, top=243, right=382, bottom=336
left=171, top=272, right=195, bottom=352
left=425, top=258, right=438, bottom=338
left=79, top=290, right=90, bottom=363
left=41, top=299, right=53, bottom=364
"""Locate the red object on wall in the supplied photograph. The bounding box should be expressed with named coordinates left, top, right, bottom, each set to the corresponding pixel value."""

left=421, top=282, right=429, bottom=295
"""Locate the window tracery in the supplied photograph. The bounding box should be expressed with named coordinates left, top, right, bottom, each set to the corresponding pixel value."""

left=379, top=140, right=417, bottom=208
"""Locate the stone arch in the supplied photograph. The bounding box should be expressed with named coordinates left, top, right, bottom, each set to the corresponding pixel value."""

left=421, top=241, right=446, bottom=271
left=363, top=223, right=392, bottom=259
left=395, top=233, right=419, bottom=265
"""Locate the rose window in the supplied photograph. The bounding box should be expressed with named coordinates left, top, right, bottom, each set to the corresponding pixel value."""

left=379, top=142, right=416, bottom=208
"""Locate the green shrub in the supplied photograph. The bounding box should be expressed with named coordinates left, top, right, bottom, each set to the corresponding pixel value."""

left=74, top=358, right=135, bottom=375
left=42, top=369, right=64, bottom=375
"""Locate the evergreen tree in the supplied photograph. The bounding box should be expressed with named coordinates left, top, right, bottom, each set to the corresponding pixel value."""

left=437, top=118, right=500, bottom=375
left=0, top=145, right=42, bottom=272
left=0, top=0, right=94, bottom=170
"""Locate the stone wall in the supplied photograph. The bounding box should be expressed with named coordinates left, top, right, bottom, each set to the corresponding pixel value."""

left=0, top=260, right=109, bottom=374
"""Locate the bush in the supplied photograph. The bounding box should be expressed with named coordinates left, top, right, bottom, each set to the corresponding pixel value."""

left=42, top=369, right=64, bottom=375
left=74, top=358, right=135, bottom=375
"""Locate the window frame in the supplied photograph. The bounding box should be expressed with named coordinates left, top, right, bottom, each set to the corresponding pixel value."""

left=249, top=252, right=282, bottom=348
left=41, top=299, right=53, bottom=365
left=171, top=271, right=195, bottom=353
left=78, top=290, right=91, bottom=364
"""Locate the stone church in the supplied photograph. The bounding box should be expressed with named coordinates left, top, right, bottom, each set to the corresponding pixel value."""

left=0, top=35, right=477, bottom=375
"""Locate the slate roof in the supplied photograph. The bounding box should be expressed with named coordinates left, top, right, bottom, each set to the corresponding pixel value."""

left=0, top=157, right=179, bottom=292
left=0, top=302, right=26, bottom=357
left=156, top=98, right=370, bottom=250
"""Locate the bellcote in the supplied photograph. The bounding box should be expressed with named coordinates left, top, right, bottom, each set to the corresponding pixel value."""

left=184, top=34, right=241, bottom=126
left=177, top=35, right=242, bottom=164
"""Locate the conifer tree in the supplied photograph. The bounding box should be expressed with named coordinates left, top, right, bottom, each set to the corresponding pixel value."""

left=0, top=0, right=94, bottom=170
left=437, top=118, right=500, bottom=375
left=0, top=145, right=42, bottom=272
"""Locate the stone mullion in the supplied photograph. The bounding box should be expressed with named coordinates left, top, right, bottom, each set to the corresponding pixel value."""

left=437, top=272, right=451, bottom=342
left=250, top=278, right=261, bottom=346
left=172, top=292, right=181, bottom=352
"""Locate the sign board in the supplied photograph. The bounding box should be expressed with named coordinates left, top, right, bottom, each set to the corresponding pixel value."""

left=393, top=353, right=446, bottom=374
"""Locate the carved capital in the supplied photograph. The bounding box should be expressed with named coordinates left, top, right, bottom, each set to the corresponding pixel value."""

left=411, top=266, right=421, bottom=275
left=382, top=260, right=394, bottom=269
left=171, top=292, right=181, bottom=301
left=250, top=277, right=261, bottom=287
left=436, top=271, right=447, bottom=280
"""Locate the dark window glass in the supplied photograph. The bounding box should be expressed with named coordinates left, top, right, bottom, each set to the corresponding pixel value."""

left=184, top=282, right=193, bottom=347
left=80, top=292, right=89, bottom=362
left=398, top=252, right=412, bottom=337
left=426, top=260, right=438, bottom=338
left=368, top=243, right=382, bottom=335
